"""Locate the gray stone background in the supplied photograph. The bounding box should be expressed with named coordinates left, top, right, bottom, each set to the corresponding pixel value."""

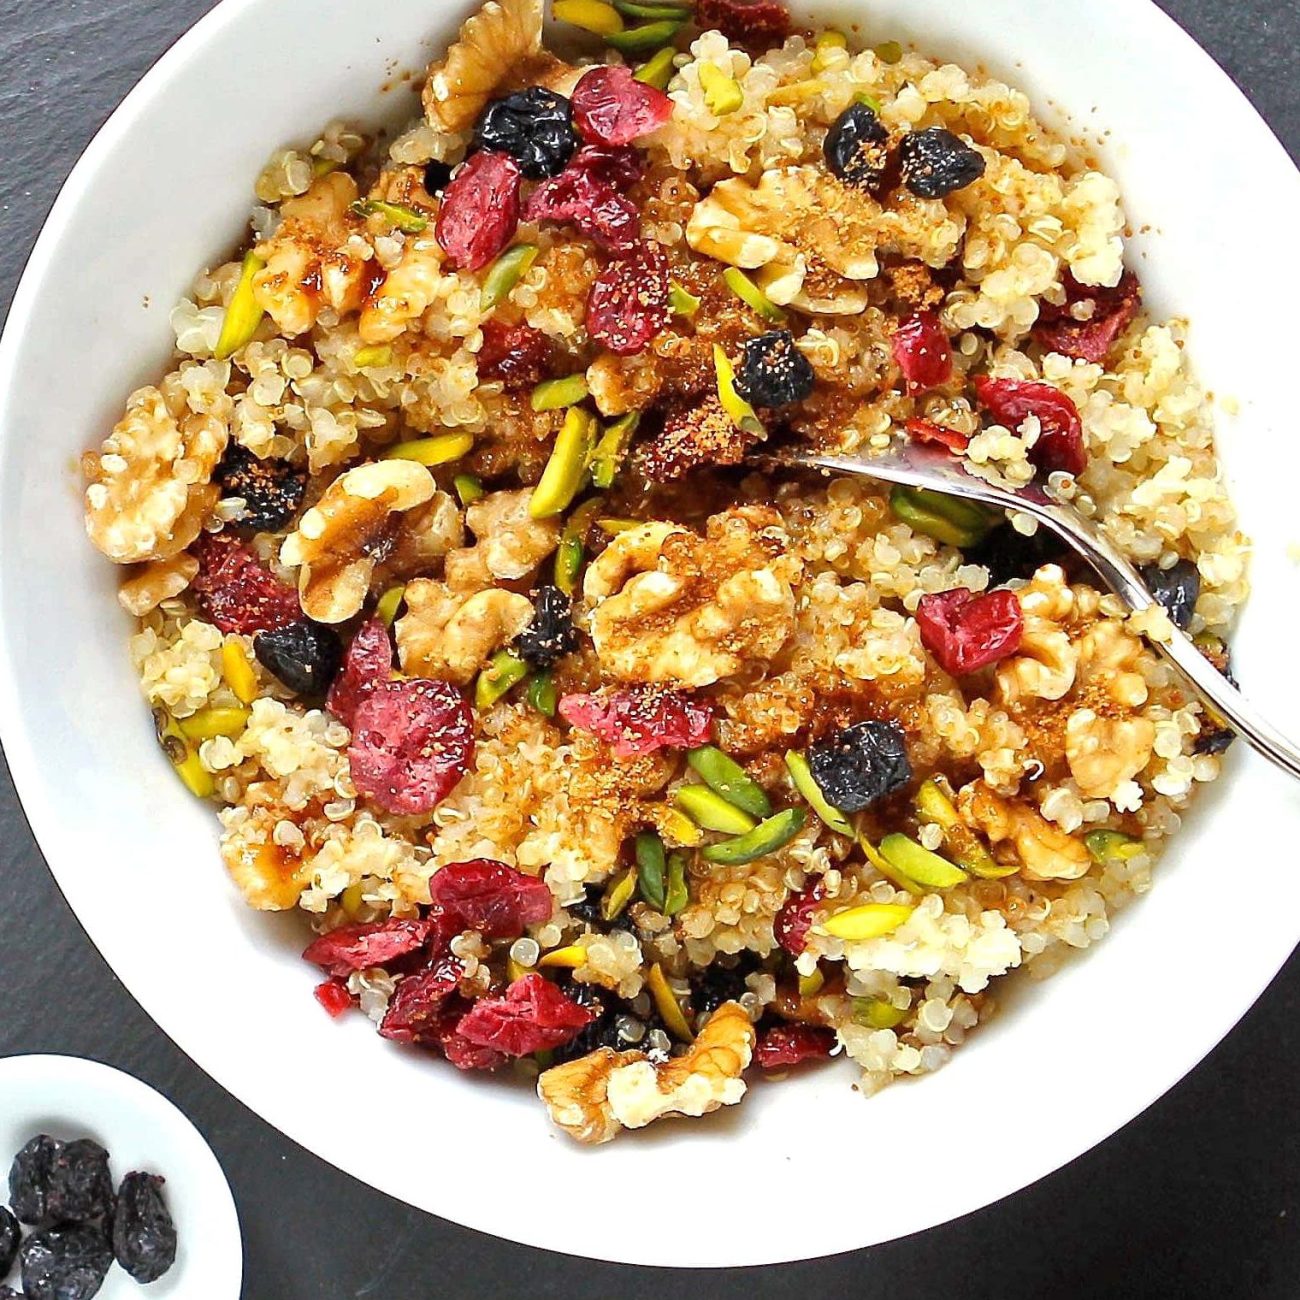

left=0, top=1, right=1296, bottom=1295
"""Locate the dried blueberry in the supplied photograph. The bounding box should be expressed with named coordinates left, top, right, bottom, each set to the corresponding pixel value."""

left=473, top=89, right=579, bottom=180
left=46, top=1140, right=113, bottom=1228
left=1194, top=726, right=1235, bottom=756
left=808, top=721, right=912, bottom=813
left=20, top=1225, right=113, bottom=1300
left=423, top=159, right=453, bottom=195
left=112, top=1173, right=177, bottom=1285
left=692, top=955, right=756, bottom=1014
left=964, top=522, right=1073, bottom=587
left=824, top=102, right=891, bottom=192
left=1139, top=558, right=1200, bottom=630
left=9, top=1135, right=60, bottom=1226
left=899, top=127, right=986, bottom=199
left=215, top=444, right=307, bottom=533
left=735, top=330, right=815, bottom=408
left=253, top=619, right=344, bottom=698
left=512, top=585, right=580, bottom=669
left=0, top=1205, right=18, bottom=1276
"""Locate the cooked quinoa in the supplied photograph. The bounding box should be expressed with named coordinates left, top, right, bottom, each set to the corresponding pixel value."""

left=83, top=0, right=1247, bottom=1141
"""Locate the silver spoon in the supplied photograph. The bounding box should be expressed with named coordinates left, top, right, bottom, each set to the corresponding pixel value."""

left=759, top=442, right=1300, bottom=782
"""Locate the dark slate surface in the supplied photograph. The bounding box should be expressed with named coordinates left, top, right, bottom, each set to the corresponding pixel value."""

left=0, top=2, right=1296, bottom=1296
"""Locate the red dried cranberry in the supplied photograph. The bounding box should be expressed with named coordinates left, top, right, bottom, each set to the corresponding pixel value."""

left=773, top=878, right=827, bottom=955
left=974, top=376, right=1086, bottom=478
left=916, top=587, right=1024, bottom=676
left=892, top=312, right=953, bottom=393
left=1035, top=270, right=1141, bottom=364
left=378, top=955, right=465, bottom=1044
left=585, top=241, right=670, bottom=356
left=314, top=978, right=354, bottom=1018
left=190, top=533, right=301, bottom=634
left=434, top=998, right=510, bottom=1070
left=456, top=974, right=595, bottom=1057
left=429, top=859, right=553, bottom=938
left=572, top=66, right=673, bottom=146
left=435, top=151, right=522, bottom=271
left=755, top=1022, right=836, bottom=1069
left=302, top=916, right=434, bottom=977
left=696, top=0, right=791, bottom=45
left=477, top=319, right=552, bottom=389
left=326, top=618, right=393, bottom=727
left=905, top=417, right=970, bottom=454
left=348, top=678, right=475, bottom=815
left=523, top=145, right=644, bottom=252
left=558, top=686, right=711, bottom=758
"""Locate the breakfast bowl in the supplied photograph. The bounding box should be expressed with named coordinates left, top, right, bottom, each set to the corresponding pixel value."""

left=0, top=0, right=1298, bottom=1267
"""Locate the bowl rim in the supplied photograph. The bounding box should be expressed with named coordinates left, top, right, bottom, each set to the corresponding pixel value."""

left=0, top=0, right=1298, bottom=1268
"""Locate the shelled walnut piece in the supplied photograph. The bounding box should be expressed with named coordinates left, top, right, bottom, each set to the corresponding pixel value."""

left=537, top=1002, right=756, bottom=1144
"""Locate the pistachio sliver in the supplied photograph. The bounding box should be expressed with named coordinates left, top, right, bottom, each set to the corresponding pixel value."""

left=553, top=0, right=625, bottom=34
left=154, top=710, right=215, bottom=799
left=349, top=198, right=429, bottom=233
left=595, top=516, right=641, bottom=535
left=820, top=902, right=914, bottom=942
left=698, top=61, right=745, bottom=116
left=527, top=671, right=558, bottom=718
left=686, top=745, right=772, bottom=819
left=554, top=495, right=605, bottom=594
left=614, top=0, right=691, bottom=17
left=221, top=638, right=259, bottom=704
left=854, top=91, right=883, bottom=113
left=537, top=943, right=588, bottom=969
left=811, top=29, right=847, bottom=73
left=453, top=473, right=485, bottom=506
left=178, top=706, right=250, bottom=742
left=874, top=40, right=904, bottom=64
left=852, top=996, right=908, bottom=1029
left=663, top=852, right=689, bottom=916
left=915, top=778, right=1006, bottom=877
left=647, top=963, right=694, bottom=1041
left=374, top=584, right=406, bottom=627
left=589, top=412, right=640, bottom=490
left=1084, top=829, right=1145, bottom=863
left=480, top=242, right=539, bottom=311
left=668, top=280, right=701, bottom=318
left=474, top=649, right=528, bottom=710
left=713, top=343, right=764, bottom=436
left=859, top=833, right=922, bottom=893
left=633, top=45, right=677, bottom=89
left=798, top=966, right=826, bottom=998
left=606, top=19, right=685, bottom=54
left=722, top=267, right=786, bottom=324
left=214, top=250, right=267, bottom=361
left=531, top=372, right=590, bottom=412
left=353, top=344, right=393, bottom=369
left=382, top=433, right=475, bottom=466
left=878, top=833, right=968, bottom=889
left=889, top=484, right=994, bottom=548
left=701, top=807, right=805, bottom=866
left=784, top=750, right=853, bottom=836
left=636, top=831, right=668, bottom=911
left=531, top=408, right=595, bottom=519
left=602, top=867, right=639, bottom=921
left=673, top=785, right=758, bottom=835
left=659, top=807, right=704, bottom=848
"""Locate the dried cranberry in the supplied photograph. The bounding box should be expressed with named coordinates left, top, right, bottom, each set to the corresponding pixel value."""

left=348, top=678, right=476, bottom=815
left=434, top=998, right=510, bottom=1070
left=523, top=145, right=643, bottom=252
left=477, top=319, right=552, bottom=389
left=190, top=533, right=301, bottom=634
left=892, top=312, right=953, bottom=393
left=435, top=151, right=522, bottom=271
left=585, top=241, right=670, bottom=356
left=773, top=877, right=826, bottom=955
left=1035, top=270, right=1142, bottom=364
left=754, top=1021, right=836, bottom=1069
left=326, top=618, right=393, bottom=727
left=378, top=956, right=465, bottom=1044
left=571, top=65, right=673, bottom=146
left=456, top=974, right=595, bottom=1057
left=696, top=0, right=791, bottom=45
left=314, top=978, right=354, bottom=1017
left=974, top=376, right=1086, bottom=478
left=905, top=417, right=970, bottom=453
left=429, top=859, right=553, bottom=938
left=302, top=916, right=435, bottom=977
left=558, top=686, right=711, bottom=758
left=916, top=587, right=1024, bottom=675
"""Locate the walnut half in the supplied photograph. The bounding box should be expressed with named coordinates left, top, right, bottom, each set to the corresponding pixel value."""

left=537, top=1002, right=755, bottom=1144
left=958, top=781, right=1091, bottom=881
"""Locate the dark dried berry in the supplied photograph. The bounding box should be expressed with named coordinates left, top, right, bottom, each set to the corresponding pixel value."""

left=456, top=973, right=595, bottom=1057
left=191, top=533, right=302, bottom=635
left=9, top=1134, right=60, bottom=1226
left=326, top=618, right=393, bottom=726
left=571, top=66, right=673, bottom=147
left=696, top=0, right=790, bottom=45
left=1195, top=726, right=1235, bottom=756
left=435, top=151, right=522, bottom=271
left=523, top=145, right=643, bottom=252
left=585, top=241, right=670, bottom=356
left=473, top=88, right=579, bottom=180
left=512, top=585, right=579, bottom=669
left=46, top=1140, right=113, bottom=1228
left=428, top=859, right=553, bottom=938
left=899, top=127, right=986, bottom=199
left=423, top=160, right=453, bottom=195
left=916, top=588, right=1024, bottom=676
left=964, top=522, right=1072, bottom=586
left=303, top=915, right=437, bottom=977
left=378, top=957, right=465, bottom=1044
left=0, top=1205, right=19, bottom=1276
left=425, top=995, right=510, bottom=1071
left=773, top=877, right=827, bottom=955
left=905, top=417, right=969, bottom=454
left=754, top=1021, right=836, bottom=1069
left=558, top=686, right=712, bottom=759
left=1140, top=558, right=1200, bottom=631
left=112, top=1172, right=177, bottom=1284
left=253, top=619, right=344, bottom=698
left=20, top=1224, right=113, bottom=1300
left=314, top=977, right=354, bottom=1017
left=214, top=444, right=306, bottom=532
left=824, top=103, right=891, bottom=192
left=477, top=319, right=553, bottom=389
left=736, top=330, right=815, bottom=408
left=974, top=376, right=1086, bottom=478
left=692, top=956, right=755, bottom=1014
left=808, top=721, right=912, bottom=813
left=1035, top=270, right=1142, bottom=364
left=892, top=312, right=952, bottom=393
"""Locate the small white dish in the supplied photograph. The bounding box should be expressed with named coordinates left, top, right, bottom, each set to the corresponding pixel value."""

left=0, top=1055, right=242, bottom=1298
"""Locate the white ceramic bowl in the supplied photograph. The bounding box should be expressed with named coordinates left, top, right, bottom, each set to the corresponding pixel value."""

left=0, top=1055, right=241, bottom=1296
left=0, top=0, right=1298, bottom=1268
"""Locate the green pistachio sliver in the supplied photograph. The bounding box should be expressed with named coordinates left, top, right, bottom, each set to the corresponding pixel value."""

left=530, top=408, right=595, bottom=520
left=349, top=198, right=429, bottom=233
left=664, top=852, right=689, bottom=916
left=453, top=473, right=484, bottom=507
left=633, top=45, right=678, bottom=90
left=852, top=996, right=909, bottom=1029
left=673, top=785, right=757, bottom=836
left=889, top=484, right=995, bottom=548
left=374, top=584, right=406, bottom=627
left=854, top=91, right=883, bottom=113
left=480, top=243, right=539, bottom=311
left=606, top=19, right=685, bottom=54
left=602, top=866, right=638, bottom=920
left=878, top=833, right=968, bottom=890
left=915, top=777, right=960, bottom=829
left=713, top=343, right=764, bottom=436
left=698, top=61, right=745, bottom=116
left=874, top=40, right=904, bottom=65
left=527, top=671, right=558, bottom=718
left=784, top=751, right=854, bottom=836
left=474, top=650, right=528, bottom=710
left=531, top=373, right=590, bottom=412
left=554, top=0, right=625, bottom=35
left=178, top=706, right=250, bottom=742
left=596, top=516, right=640, bottom=535
left=668, top=280, right=701, bottom=318
left=686, top=745, right=772, bottom=819
left=554, top=496, right=605, bottom=594
left=722, top=267, right=786, bottom=324
left=353, top=344, right=393, bottom=369
left=382, top=433, right=475, bottom=466
left=154, top=710, right=215, bottom=799
left=1084, top=829, right=1145, bottom=863
left=614, top=0, right=691, bottom=17
left=914, top=778, right=1007, bottom=877
left=859, top=833, right=922, bottom=893
left=589, top=412, right=640, bottom=490
left=701, top=807, right=806, bottom=866
left=214, top=251, right=267, bottom=361
left=821, top=901, right=914, bottom=941
left=636, top=831, right=668, bottom=911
